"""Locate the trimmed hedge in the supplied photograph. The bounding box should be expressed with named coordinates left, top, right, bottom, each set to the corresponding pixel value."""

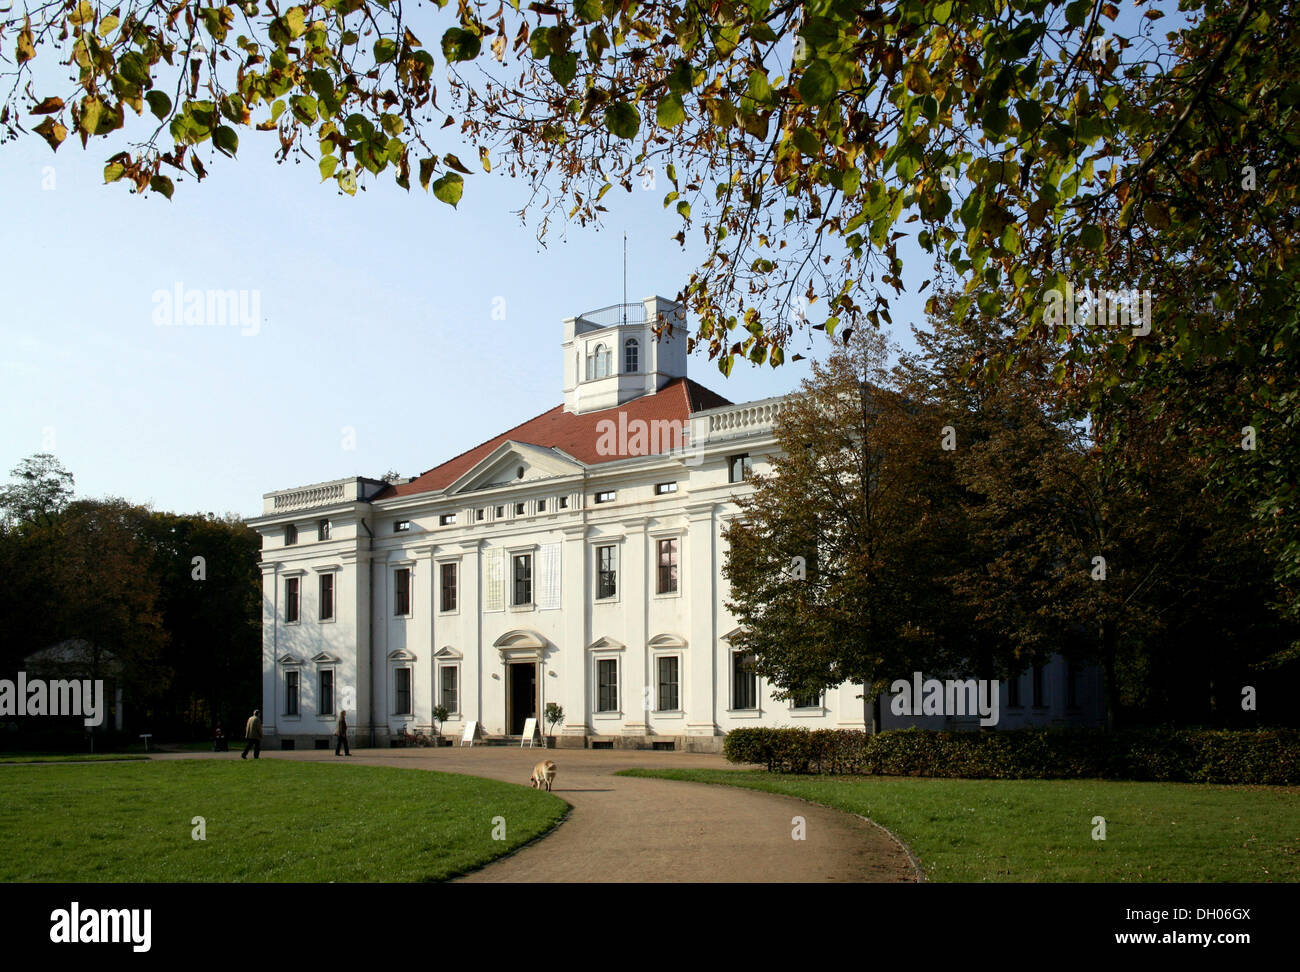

left=722, top=727, right=1300, bottom=785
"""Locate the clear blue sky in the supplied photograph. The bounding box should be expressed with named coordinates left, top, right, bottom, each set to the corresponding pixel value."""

left=1, top=121, right=937, bottom=518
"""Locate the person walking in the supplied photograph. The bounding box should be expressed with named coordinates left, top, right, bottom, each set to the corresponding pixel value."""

left=241, top=708, right=262, bottom=759
left=335, top=709, right=351, bottom=756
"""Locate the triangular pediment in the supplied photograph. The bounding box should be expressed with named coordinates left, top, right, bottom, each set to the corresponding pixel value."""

left=444, top=441, right=584, bottom=495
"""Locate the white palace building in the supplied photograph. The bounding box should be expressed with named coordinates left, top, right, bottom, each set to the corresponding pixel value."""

left=249, top=296, right=1103, bottom=751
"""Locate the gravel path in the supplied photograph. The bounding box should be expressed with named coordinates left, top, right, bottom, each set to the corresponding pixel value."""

left=151, top=747, right=918, bottom=883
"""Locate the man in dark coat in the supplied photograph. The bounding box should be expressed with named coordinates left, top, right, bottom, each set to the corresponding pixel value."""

left=335, top=709, right=351, bottom=756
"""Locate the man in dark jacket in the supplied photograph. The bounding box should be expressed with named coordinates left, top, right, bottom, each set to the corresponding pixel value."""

left=335, top=709, right=351, bottom=756
left=241, top=709, right=262, bottom=759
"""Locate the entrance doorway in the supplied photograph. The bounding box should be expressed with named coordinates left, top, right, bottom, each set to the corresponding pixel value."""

left=507, top=662, right=537, bottom=736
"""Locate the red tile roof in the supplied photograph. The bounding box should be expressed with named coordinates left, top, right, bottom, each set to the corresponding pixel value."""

left=376, top=377, right=732, bottom=500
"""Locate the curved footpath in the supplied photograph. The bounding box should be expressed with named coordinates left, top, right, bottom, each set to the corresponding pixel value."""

left=153, top=747, right=917, bottom=883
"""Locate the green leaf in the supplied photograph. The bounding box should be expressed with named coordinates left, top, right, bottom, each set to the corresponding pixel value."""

left=574, top=0, right=602, bottom=22
left=549, top=52, right=577, bottom=86
left=103, top=161, right=125, bottom=183
left=319, top=155, right=338, bottom=181
left=442, top=28, right=481, bottom=62
left=529, top=28, right=551, bottom=59
left=677, top=200, right=691, bottom=218
left=933, top=0, right=953, bottom=23
left=150, top=174, right=174, bottom=199
left=797, top=60, right=836, bottom=106
left=1015, top=99, right=1042, bottom=131
left=605, top=102, right=640, bottom=139
left=213, top=125, right=238, bottom=157
left=1078, top=224, right=1103, bottom=252
left=375, top=38, right=398, bottom=63
left=145, top=90, right=171, bottom=120
left=656, top=94, right=685, bottom=128
left=337, top=169, right=357, bottom=196
left=284, top=6, right=306, bottom=39
left=432, top=172, right=464, bottom=207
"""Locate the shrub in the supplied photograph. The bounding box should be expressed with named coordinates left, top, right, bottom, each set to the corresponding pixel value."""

left=722, top=726, right=1300, bottom=785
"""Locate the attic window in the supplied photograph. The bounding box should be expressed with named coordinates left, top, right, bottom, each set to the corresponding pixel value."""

left=517, top=466, right=525, bottom=478
left=594, top=490, right=616, bottom=504
left=515, top=503, right=526, bottom=516
left=395, top=520, right=411, bottom=533
left=476, top=508, right=485, bottom=522
left=439, top=513, right=456, bottom=526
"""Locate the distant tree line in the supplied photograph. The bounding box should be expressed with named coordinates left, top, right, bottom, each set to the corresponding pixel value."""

left=0, top=455, right=260, bottom=747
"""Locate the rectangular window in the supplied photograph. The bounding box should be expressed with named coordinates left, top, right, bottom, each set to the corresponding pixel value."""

left=793, top=689, right=822, bottom=709
left=394, top=520, right=410, bottom=533
left=439, top=513, right=456, bottom=526
left=1032, top=664, right=1045, bottom=708
left=594, top=490, right=616, bottom=504
left=559, top=497, right=569, bottom=509
left=657, top=538, right=678, bottom=594
left=733, top=652, right=757, bottom=710
left=656, top=656, right=680, bottom=711
left=285, top=670, right=299, bottom=716
left=597, top=658, right=618, bottom=713
left=1008, top=670, right=1022, bottom=708
left=319, top=573, right=334, bottom=621
left=596, top=545, right=617, bottom=600
left=284, top=524, right=297, bottom=545
left=728, top=453, right=753, bottom=483
left=515, top=502, right=526, bottom=516
left=440, top=666, right=459, bottom=714
left=319, top=670, right=334, bottom=716
left=317, top=519, right=330, bottom=541
left=476, top=508, right=485, bottom=521
left=495, top=505, right=504, bottom=518
left=512, top=554, right=532, bottom=606
left=285, top=577, right=300, bottom=624
left=440, top=562, right=458, bottom=613
left=537, top=499, right=546, bottom=513
left=394, top=567, right=411, bottom=616
left=655, top=482, right=678, bottom=495
left=394, top=667, right=411, bottom=715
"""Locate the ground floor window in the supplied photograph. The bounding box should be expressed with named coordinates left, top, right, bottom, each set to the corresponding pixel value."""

left=394, top=667, right=412, bottom=715
left=596, top=658, right=619, bottom=713
left=285, top=670, right=300, bottom=716
left=792, top=688, right=822, bottom=709
left=732, top=651, right=757, bottom=710
left=319, top=669, right=334, bottom=716
left=440, top=665, right=459, bottom=715
left=656, top=656, right=680, bottom=711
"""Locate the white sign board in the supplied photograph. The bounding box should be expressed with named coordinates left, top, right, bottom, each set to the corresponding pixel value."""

left=460, top=720, right=478, bottom=747
left=520, top=718, right=538, bottom=748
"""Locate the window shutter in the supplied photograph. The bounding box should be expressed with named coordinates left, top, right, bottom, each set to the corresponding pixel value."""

left=538, top=542, right=561, bottom=609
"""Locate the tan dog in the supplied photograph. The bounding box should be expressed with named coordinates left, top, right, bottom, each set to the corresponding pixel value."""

left=530, top=760, right=557, bottom=792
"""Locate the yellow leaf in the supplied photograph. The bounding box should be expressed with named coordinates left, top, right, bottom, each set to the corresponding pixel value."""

left=16, top=17, right=35, bottom=63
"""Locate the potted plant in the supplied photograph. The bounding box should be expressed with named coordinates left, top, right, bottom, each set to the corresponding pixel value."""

left=432, top=705, right=450, bottom=746
left=544, top=702, right=564, bottom=749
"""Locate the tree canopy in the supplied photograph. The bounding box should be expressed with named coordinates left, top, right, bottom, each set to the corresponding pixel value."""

left=4, top=0, right=1295, bottom=617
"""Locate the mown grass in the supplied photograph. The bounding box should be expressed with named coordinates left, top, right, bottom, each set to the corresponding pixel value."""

left=0, top=760, right=566, bottom=882
left=0, top=753, right=147, bottom=764
left=620, top=769, right=1300, bottom=882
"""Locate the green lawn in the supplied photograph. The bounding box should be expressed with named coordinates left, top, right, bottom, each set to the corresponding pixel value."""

left=0, top=760, right=567, bottom=882
left=0, top=753, right=147, bottom=764
left=620, top=769, right=1300, bottom=882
